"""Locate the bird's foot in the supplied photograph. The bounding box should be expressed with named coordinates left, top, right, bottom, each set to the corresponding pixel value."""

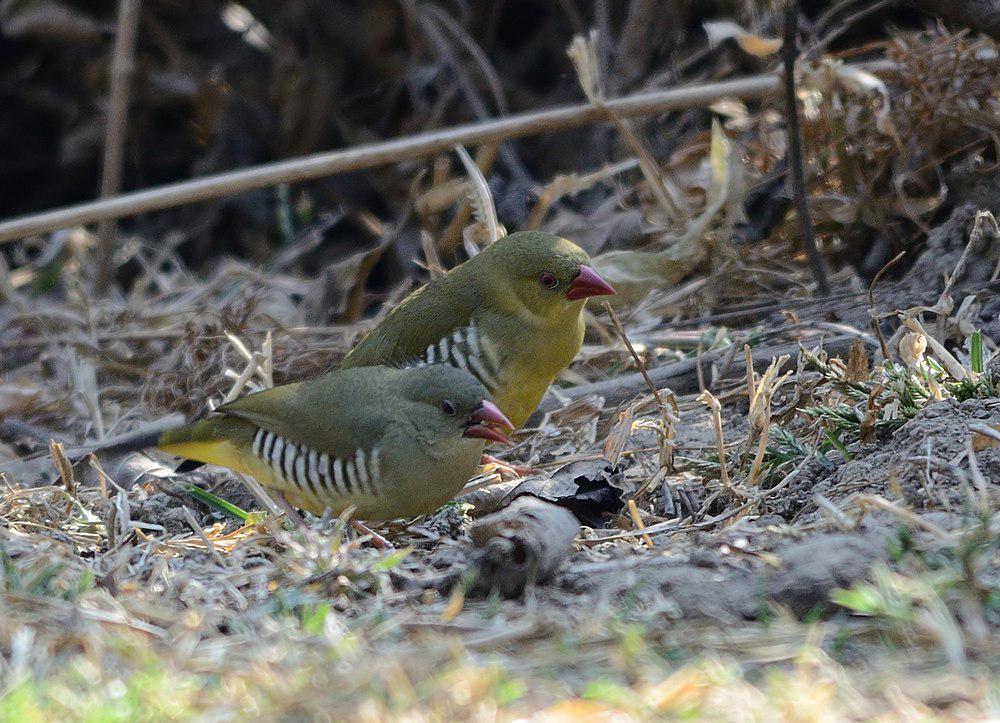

left=273, top=492, right=309, bottom=532
left=350, top=520, right=394, bottom=549
left=478, top=453, right=540, bottom=481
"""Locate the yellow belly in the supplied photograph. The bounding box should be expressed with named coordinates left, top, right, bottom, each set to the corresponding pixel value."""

left=488, top=316, right=584, bottom=428
left=491, top=372, right=556, bottom=428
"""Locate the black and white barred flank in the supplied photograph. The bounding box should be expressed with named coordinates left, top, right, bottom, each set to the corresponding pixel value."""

left=251, top=428, right=383, bottom=499
left=412, top=323, right=500, bottom=392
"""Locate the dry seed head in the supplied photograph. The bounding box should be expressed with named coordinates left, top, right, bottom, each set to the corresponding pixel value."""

left=898, top=331, right=927, bottom=370
left=567, top=31, right=601, bottom=103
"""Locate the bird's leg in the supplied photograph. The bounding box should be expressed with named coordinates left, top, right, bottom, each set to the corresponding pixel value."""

left=350, top=520, right=394, bottom=550
left=479, top=453, right=541, bottom=480
left=272, top=492, right=309, bottom=532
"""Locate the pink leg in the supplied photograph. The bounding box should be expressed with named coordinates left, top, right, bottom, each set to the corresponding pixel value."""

left=350, top=520, right=393, bottom=549
left=479, top=453, right=541, bottom=480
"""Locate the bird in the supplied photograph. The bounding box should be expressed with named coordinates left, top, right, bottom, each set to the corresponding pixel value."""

left=98, top=365, right=513, bottom=520
left=341, top=231, right=616, bottom=429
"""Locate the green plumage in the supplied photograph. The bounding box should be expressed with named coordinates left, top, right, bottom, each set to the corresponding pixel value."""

left=341, top=231, right=595, bottom=427
left=116, top=366, right=494, bottom=520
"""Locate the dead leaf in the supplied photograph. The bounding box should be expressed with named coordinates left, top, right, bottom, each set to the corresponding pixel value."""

left=972, top=424, right=1000, bottom=451
left=543, top=202, right=645, bottom=256
left=835, top=65, right=899, bottom=144
left=703, top=20, right=782, bottom=57
left=844, top=339, right=871, bottom=383
left=592, top=120, right=741, bottom=304
left=301, top=240, right=391, bottom=324
left=502, top=459, right=626, bottom=527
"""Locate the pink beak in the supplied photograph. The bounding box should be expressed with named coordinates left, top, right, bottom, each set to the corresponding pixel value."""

left=566, top=265, right=616, bottom=301
left=463, top=400, right=514, bottom=445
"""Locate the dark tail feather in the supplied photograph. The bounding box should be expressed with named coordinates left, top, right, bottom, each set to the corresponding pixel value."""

left=96, top=428, right=166, bottom=455
left=84, top=414, right=187, bottom=458
left=1, top=415, right=185, bottom=463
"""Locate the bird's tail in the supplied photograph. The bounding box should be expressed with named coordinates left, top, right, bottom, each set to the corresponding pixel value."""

left=96, top=417, right=249, bottom=470
left=96, top=426, right=171, bottom=456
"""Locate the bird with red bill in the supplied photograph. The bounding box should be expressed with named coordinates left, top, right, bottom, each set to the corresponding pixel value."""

left=91, top=365, right=513, bottom=521
left=342, top=230, right=616, bottom=430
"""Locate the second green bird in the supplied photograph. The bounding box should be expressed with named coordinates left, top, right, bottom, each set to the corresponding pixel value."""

left=342, top=231, right=615, bottom=427
left=99, top=365, right=513, bottom=520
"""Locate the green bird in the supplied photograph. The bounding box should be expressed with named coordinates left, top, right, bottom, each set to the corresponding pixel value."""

left=100, top=365, right=513, bottom=520
left=341, top=231, right=615, bottom=428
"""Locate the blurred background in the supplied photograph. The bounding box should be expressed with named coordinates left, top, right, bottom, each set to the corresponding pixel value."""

left=7, top=1, right=986, bottom=292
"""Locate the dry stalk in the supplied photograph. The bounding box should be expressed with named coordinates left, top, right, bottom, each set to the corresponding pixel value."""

left=604, top=302, right=678, bottom=473
left=454, top=145, right=502, bottom=247
left=602, top=407, right=635, bottom=467
left=181, top=505, right=227, bottom=567
left=782, top=0, right=830, bottom=295
left=963, top=435, right=992, bottom=511
left=420, top=230, right=447, bottom=279
left=96, top=0, right=143, bottom=294
left=812, top=493, right=856, bottom=531
left=440, top=145, right=499, bottom=255
left=743, top=344, right=756, bottom=401
left=525, top=158, right=639, bottom=229
left=867, top=250, right=906, bottom=360
left=850, top=494, right=954, bottom=539
left=697, top=389, right=730, bottom=491
left=746, top=355, right=791, bottom=486
left=49, top=440, right=75, bottom=494
left=626, top=499, right=654, bottom=549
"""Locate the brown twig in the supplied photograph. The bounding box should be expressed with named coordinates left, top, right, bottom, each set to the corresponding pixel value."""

left=95, top=0, right=142, bottom=295
left=783, top=0, right=830, bottom=296
left=604, top=301, right=679, bottom=473
left=867, top=250, right=906, bottom=360
left=603, top=302, right=663, bottom=408
left=0, top=60, right=896, bottom=243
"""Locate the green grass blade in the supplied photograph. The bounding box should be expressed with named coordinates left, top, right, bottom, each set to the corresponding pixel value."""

left=186, top=484, right=249, bottom=521
left=970, top=330, right=983, bottom=373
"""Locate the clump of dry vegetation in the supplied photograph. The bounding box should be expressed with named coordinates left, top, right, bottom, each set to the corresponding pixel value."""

left=2, top=2, right=1000, bottom=719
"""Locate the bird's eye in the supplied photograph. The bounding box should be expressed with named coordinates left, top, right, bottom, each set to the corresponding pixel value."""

left=440, top=399, right=456, bottom=415
left=539, top=271, right=558, bottom=289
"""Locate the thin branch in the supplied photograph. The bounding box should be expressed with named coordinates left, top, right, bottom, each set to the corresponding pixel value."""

left=96, top=0, right=142, bottom=295
left=867, top=250, right=907, bottom=360
left=0, top=59, right=896, bottom=244
left=783, top=1, right=831, bottom=296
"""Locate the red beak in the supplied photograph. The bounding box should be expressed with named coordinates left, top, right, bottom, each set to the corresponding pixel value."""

left=463, top=400, right=514, bottom=445
left=566, top=265, right=616, bottom=301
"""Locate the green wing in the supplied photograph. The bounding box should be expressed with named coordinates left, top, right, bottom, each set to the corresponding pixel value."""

left=215, top=369, right=395, bottom=458
left=342, top=273, right=481, bottom=368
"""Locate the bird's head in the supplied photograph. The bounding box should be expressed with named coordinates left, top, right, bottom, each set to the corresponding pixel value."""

left=480, top=231, right=615, bottom=319
left=400, top=365, right=514, bottom=445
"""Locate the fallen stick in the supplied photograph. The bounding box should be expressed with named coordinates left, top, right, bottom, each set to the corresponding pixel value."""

left=533, top=333, right=875, bottom=417
left=468, top=496, right=580, bottom=597
left=0, top=59, right=896, bottom=243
